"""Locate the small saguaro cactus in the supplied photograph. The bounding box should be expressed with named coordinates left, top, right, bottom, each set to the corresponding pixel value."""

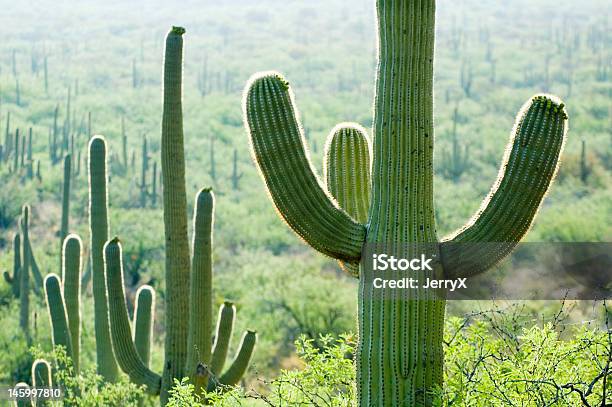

left=3, top=233, right=22, bottom=298
left=32, top=358, right=52, bottom=406
left=20, top=205, right=31, bottom=341
left=580, top=138, right=591, bottom=183
left=61, top=234, right=82, bottom=371
left=231, top=149, right=242, bottom=191
left=102, top=27, right=256, bottom=405
left=243, top=1, right=568, bottom=405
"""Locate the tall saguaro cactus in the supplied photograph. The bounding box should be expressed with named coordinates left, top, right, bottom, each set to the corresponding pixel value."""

left=243, top=1, right=568, bottom=405
left=102, top=27, right=256, bottom=405
left=88, top=136, right=119, bottom=381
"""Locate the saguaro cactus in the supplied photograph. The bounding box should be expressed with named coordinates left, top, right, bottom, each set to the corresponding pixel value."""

left=60, top=154, right=71, bottom=261
left=19, top=205, right=31, bottom=341
left=103, top=27, right=256, bottom=405
left=104, top=191, right=256, bottom=402
left=32, top=359, right=52, bottom=406
left=88, top=136, right=119, bottom=381
left=44, top=235, right=82, bottom=371
left=243, top=1, right=568, bottom=405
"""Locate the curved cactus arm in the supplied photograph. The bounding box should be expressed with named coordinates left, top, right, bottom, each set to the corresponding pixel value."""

left=88, top=135, right=119, bottom=381
left=243, top=72, right=366, bottom=262
left=60, top=154, right=71, bottom=253
left=187, top=188, right=214, bottom=393
left=217, top=330, right=257, bottom=388
left=323, top=124, right=372, bottom=276
left=441, top=95, right=568, bottom=278
left=133, top=285, right=155, bottom=367
left=104, top=238, right=161, bottom=394
left=44, top=274, right=73, bottom=359
left=210, top=301, right=235, bottom=375
left=62, top=234, right=82, bottom=372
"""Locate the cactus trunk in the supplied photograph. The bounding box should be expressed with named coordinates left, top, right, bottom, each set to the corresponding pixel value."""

left=88, top=136, right=119, bottom=381
left=160, top=26, right=190, bottom=403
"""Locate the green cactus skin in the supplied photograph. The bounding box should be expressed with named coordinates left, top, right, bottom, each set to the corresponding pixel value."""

left=133, top=285, right=155, bottom=367
left=44, top=274, right=73, bottom=359
left=323, top=124, right=371, bottom=277
left=62, top=234, right=82, bottom=372
left=4, top=111, right=11, bottom=161
left=60, top=154, right=71, bottom=259
left=88, top=136, right=119, bottom=381
left=104, top=238, right=162, bottom=394
left=186, top=188, right=214, bottom=392
left=32, top=358, right=52, bottom=406
left=209, top=301, right=235, bottom=376
left=243, top=1, right=568, bottom=404
left=217, top=330, right=257, bottom=387
left=19, top=205, right=30, bottom=340
left=160, top=26, right=191, bottom=402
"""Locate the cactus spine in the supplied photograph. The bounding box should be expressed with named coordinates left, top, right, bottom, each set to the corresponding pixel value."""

left=243, top=1, right=568, bottom=404
left=88, top=136, right=119, bottom=381
left=103, top=28, right=256, bottom=404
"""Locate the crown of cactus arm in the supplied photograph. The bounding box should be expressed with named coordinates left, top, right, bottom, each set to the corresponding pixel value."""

left=32, top=359, right=52, bottom=389
left=243, top=73, right=366, bottom=262
left=104, top=238, right=162, bottom=394
left=323, top=124, right=372, bottom=277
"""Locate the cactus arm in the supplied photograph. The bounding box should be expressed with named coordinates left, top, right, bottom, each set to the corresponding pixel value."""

left=88, top=136, right=119, bottom=381
left=19, top=206, right=30, bottom=340
left=243, top=72, right=366, bottom=262
left=441, top=96, right=568, bottom=278
left=104, top=238, right=162, bottom=394
left=186, top=188, right=214, bottom=392
left=160, top=27, right=191, bottom=400
left=32, top=358, right=52, bottom=388
left=44, top=274, right=73, bottom=358
left=323, top=124, right=372, bottom=276
left=62, top=234, right=82, bottom=372
left=133, top=285, right=155, bottom=367
left=217, top=330, right=257, bottom=387
left=32, top=358, right=52, bottom=406
left=210, top=301, right=235, bottom=375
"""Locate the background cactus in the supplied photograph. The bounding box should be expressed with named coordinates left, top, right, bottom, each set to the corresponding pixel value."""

left=243, top=1, right=568, bottom=404
left=102, top=27, right=256, bottom=405
left=19, top=205, right=30, bottom=341
left=441, top=106, right=470, bottom=181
